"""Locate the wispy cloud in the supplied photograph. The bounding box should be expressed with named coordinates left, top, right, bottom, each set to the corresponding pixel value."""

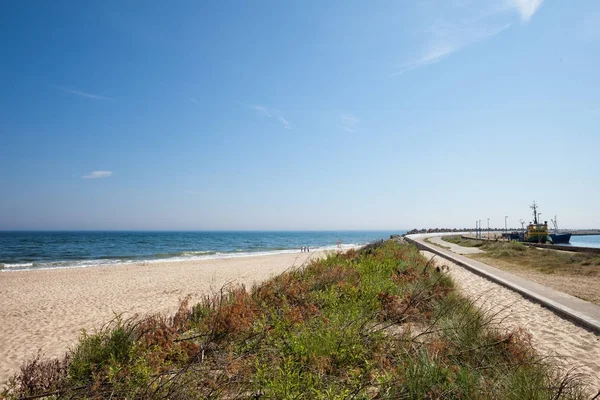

left=252, top=105, right=273, bottom=118
left=391, top=0, right=543, bottom=76
left=341, top=114, right=360, bottom=132
left=251, top=105, right=291, bottom=129
left=83, top=171, right=113, bottom=179
left=190, top=97, right=200, bottom=105
left=276, top=115, right=291, bottom=130
left=56, top=86, right=112, bottom=100
left=391, top=44, right=458, bottom=77
left=509, top=0, right=544, bottom=22
left=391, top=22, right=510, bottom=77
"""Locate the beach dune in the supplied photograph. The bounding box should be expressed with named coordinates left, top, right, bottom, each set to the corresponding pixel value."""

left=0, top=251, right=325, bottom=385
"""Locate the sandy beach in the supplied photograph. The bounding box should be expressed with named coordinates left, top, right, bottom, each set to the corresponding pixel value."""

left=0, top=251, right=326, bottom=385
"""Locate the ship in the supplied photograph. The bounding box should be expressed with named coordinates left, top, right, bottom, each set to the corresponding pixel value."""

left=550, top=215, right=572, bottom=244
left=524, top=202, right=553, bottom=244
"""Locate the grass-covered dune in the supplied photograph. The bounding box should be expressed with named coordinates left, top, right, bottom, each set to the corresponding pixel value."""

left=3, top=241, right=586, bottom=399
left=442, top=235, right=600, bottom=304
left=442, top=236, right=600, bottom=275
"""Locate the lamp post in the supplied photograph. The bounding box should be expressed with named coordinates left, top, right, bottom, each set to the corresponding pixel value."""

left=487, top=218, right=490, bottom=240
left=505, top=216, right=508, bottom=234
left=478, top=220, right=481, bottom=239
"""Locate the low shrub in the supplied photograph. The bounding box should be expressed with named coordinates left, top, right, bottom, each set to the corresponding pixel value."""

left=68, top=315, right=138, bottom=386
left=2, top=352, right=69, bottom=398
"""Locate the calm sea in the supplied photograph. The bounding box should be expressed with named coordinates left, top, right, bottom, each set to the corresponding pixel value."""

left=564, top=235, right=600, bottom=249
left=0, top=231, right=402, bottom=271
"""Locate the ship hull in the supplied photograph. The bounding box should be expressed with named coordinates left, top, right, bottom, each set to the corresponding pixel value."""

left=524, top=235, right=553, bottom=244
left=550, top=233, right=572, bottom=244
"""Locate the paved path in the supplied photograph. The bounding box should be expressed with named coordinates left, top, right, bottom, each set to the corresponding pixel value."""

left=406, top=234, right=600, bottom=334
left=426, top=236, right=483, bottom=254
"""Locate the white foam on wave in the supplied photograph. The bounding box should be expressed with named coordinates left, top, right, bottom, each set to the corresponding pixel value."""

left=0, top=258, right=135, bottom=272
left=0, top=243, right=367, bottom=272
left=142, top=243, right=364, bottom=264
left=180, top=250, right=216, bottom=256
left=1, top=262, right=34, bottom=269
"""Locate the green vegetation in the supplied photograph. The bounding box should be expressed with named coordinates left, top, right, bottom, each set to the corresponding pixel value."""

left=442, top=236, right=600, bottom=276
left=442, top=235, right=600, bottom=303
left=424, top=237, right=450, bottom=250
left=441, top=236, right=489, bottom=249
left=3, top=241, right=586, bottom=399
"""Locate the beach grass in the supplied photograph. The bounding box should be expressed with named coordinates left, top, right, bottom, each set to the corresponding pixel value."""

left=442, top=235, right=600, bottom=304
left=2, top=241, right=587, bottom=399
left=424, top=237, right=450, bottom=250
left=442, top=236, right=600, bottom=277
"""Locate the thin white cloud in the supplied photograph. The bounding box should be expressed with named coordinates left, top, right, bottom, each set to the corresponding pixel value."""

left=392, top=0, right=517, bottom=78
left=56, top=86, right=112, bottom=100
left=190, top=97, right=200, bottom=105
left=341, top=114, right=360, bottom=132
left=509, top=0, right=544, bottom=22
left=391, top=22, right=510, bottom=77
left=391, top=44, right=457, bottom=77
left=252, top=105, right=273, bottom=118
left=83, top=171, right=113, bottom=179
left=277, top=115, right=291, bottom=130
left=251, top=105, right=291, bottom=129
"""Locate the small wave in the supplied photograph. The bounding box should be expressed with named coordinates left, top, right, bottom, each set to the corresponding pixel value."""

left=180, top=251, right=217, bottom=256
left=2, top=262, right=35, bottom=270
left=97, top=255, right=140, bottom=260
left=0, top=243, right=369, bottom=272
left=0, top=259, right=132, bottom=272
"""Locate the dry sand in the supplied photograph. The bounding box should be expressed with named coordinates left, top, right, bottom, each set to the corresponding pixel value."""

left=0, top=251, right=326, bottom=385
left=422, top=251, right=600, bottom=393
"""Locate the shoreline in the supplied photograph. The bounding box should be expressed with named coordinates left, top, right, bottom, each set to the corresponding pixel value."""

left=0, top=244, right=362, bottom=272
left=0, top=250, right=333, bottom=385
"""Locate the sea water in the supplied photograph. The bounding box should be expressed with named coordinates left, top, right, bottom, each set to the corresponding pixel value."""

left=565, top=235, right=600, bottom=249
left=0, top=231, right=401, bottom=271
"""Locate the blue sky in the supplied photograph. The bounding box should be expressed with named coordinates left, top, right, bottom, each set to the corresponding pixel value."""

left=1, top=0, right=599, bottom=230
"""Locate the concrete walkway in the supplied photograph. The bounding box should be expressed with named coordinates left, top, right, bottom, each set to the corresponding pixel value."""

left=426, top=235, right=483, bottom=255
left=406, top=234, right=600, bottom=334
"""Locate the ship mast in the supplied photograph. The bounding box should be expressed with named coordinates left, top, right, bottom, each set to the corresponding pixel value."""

left=531, top=201, right=538, bottom=225
left=551, top=215, right=558, bottom=233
